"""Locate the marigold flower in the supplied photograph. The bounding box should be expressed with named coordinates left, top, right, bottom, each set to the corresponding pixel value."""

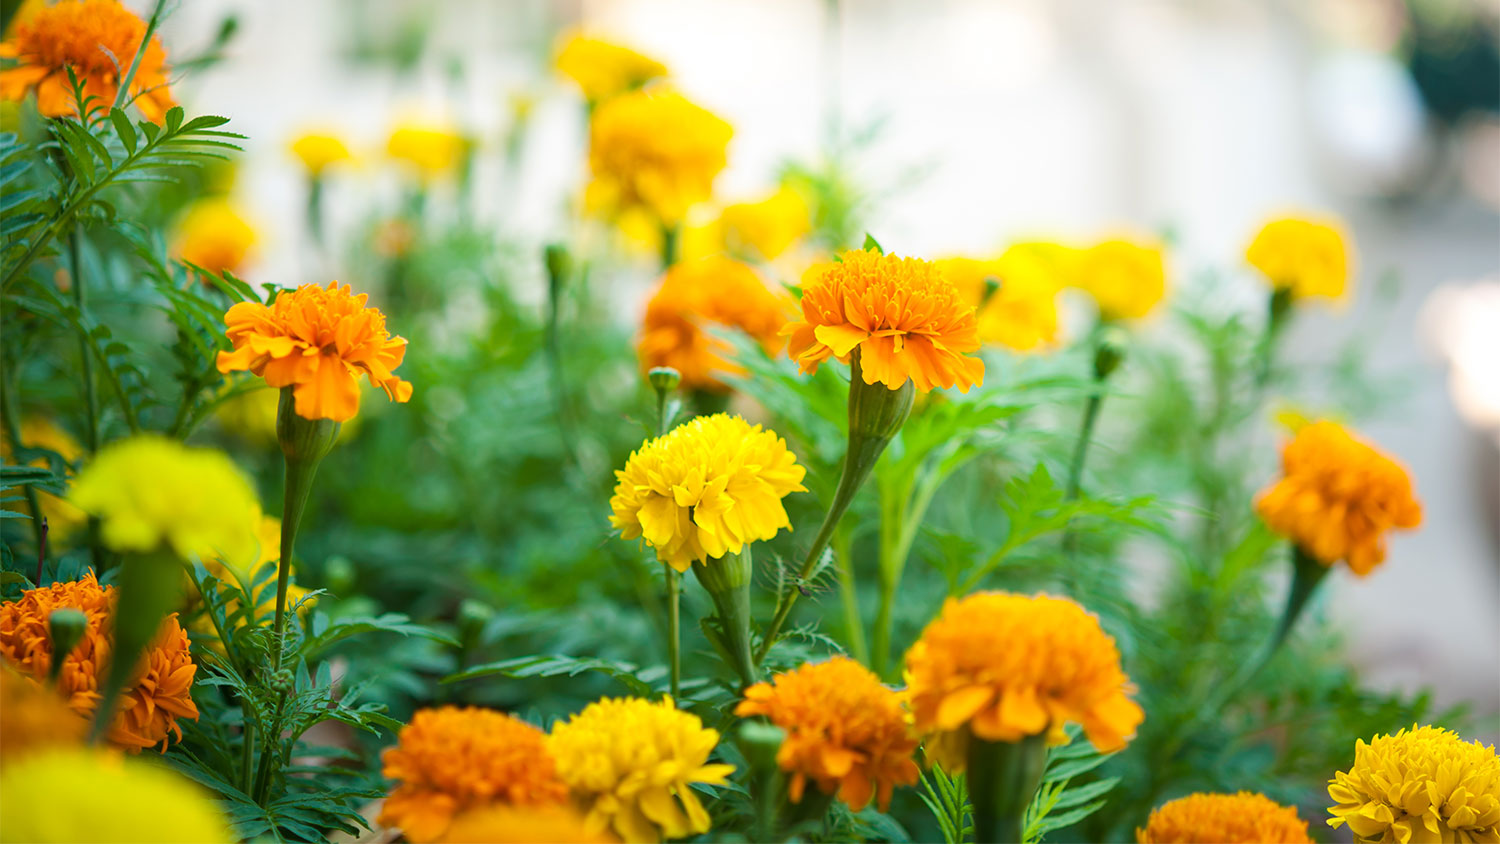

left=0, top=667, right=87, bottom=762
left=444, top=804, right=618, bottom=844
left=1328, top=725, right=1500, bottom=843
left=609, top=413, right=806, bottom=573
left=556, top=33, right=668, bottom=104
left=717, top=186, right=812, bottom=262
left=736, top=656, right=919, bottom=812
left=176, top=198, right=257, bottom=277
left=380, top=706, right=568, bottom=843
left=549, top=696, right=735, bottom=844
left=1247, top=216, right=1351, bottom=300
left=388, top=123, right=465, bottom=180
left=290, top=131, right=352, bottom=176
left=936, top=247, right=1065, bottom=353
left=0, top=574, right=199, bottom=752
left=1255, top=420, right=1421, bottom=576
left=587, top=88, right=731, bottom=225
left=904, top=591, right=1143, bottom=769
left=0, top=415, right=86, bottom=539
left=0, top=0, right=174, bottom=121
left=1137, top=791, right=1313, bottom=843
left=215, top=281, right=413, bottom=423
left=1074, top=237, right=1167, bottom=321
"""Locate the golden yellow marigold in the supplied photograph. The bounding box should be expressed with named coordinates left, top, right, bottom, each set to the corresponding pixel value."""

left=736, top=656, right=919, bottom=812
left=176, top=198, right=256, bottom=277
left=0, top=574, right=199, bottom=752
left=609, top=413, right=806, bottom=573
left=935, top=247, right=1065, bottom=353
left=380, top=706, right=568, bottom=844
left=215, top=281, right=413, bottom=423
left=1074, top=237, right=1167, bottom=321
left=0, top=0, right=174, bottom=122
left=904, top=592, right=1143, bottom=770
left=1328, top=725, right=1499, bottom=844
left=388, top=123, right=465, bottom=180
left=0, top=666, right=87, bottom=763
left=0, top=415, right=86, bottom=539
left=1246, top=216, right=1351, bottom=300
left=587, top=88, right=731, bottom=225
left=1137, top=792, right=1313, bottom=843
left=443, top=804, right=618, bottom=844
left=290, top=131, right=352, bottom=176
left=549, top=696, right=735, bottom=844
left=785, top=249, right=985, bottom=392
left=556, top=33, right=668, bottom=104
left=717, top=186, right=812, bottom=262
left=1255, top=420, right=1421, bottom=576
left=637, top=256, right=793, bottom=391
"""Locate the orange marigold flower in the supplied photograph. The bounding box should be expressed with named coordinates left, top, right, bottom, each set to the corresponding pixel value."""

left=904, top=592, right=1143, bottom=770
left=1255, top=420, right=1421, bottom=576
left=215, top=282, right=413, bottom=423
left=0, top=574, right=199, bottom=753
left=176, top=198, right=257, bottom=278
left=736, top=656, right=919, bottom=812
left=379, top=706, right=568, bottom=844
left=785, top=249, right=985, bottom=392
left=0, top=0, right=174, bottom=122
left=0, top=666, right=88, bottom=762
left=638, top=256, right=794, bottom=391
left=1137, top=792, right=1313, bottom=843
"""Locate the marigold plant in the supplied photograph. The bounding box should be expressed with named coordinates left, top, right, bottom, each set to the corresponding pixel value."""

left=555, top=34, right=668, bottom=104
left=388, top=123, right=465, bottom=180
left=1328, top=725, right=1500, bottom=844
left=176, top=198, right=257, bottom=277
left=1137, top=792, right=1313, bottom=843
left=586, top=88, right=731, bottom=225
left=716, top=186, right=812, bottom=262
left=0, top=416, right=86, bottom=539
left=1246, top=215, right=1351, bottom=300
left=1074, top=237, right=1167, bottom=321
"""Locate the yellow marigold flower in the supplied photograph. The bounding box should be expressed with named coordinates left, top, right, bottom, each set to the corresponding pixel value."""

left=587, top=88, right=731, bottom=225
left=0, top=0, right=175, bottom=122
left=443, top=804, right=618, bottom=844
left=1074, top=237, right=1167, bottom=321
left=0, top=667, right=87, bottom=763
left=936, top=247, right=1065, bottom=353
left=0, top=748, right=230, bottom=842
left=176, top=198, right=256, bottom=277
left=290, top=131, right=352, bottom=176
left=609, top=413, right=806, bottom=573
left=1328, top=725, right=1500, bottom=844
left=388, top=123, right=465, bottom=180
left=736, top=656, right=919, bottom=812
left=549, top=696, right=735, bottom=844
left=0, top=416, right=86, bottom=539
left=215, top=281, right=413, bottom=423
left=1137, top=792, right=1313, bottom=843
left=379, top=706, right=568, bottom=844
left=904, top=592, right=1143, bottom=769
left=556, top=33, right=668, bottom=104
left=1255, top=420, right=1421, bottom=576
left=0, top=574, right=199, bottom=752
left=1246, top=215, right=1351, bottom=300
left=637, top=256, right=794, bottom=391
left=785, top=249, right=985, bottom=392
left=717, top=186, right=812, bottom=262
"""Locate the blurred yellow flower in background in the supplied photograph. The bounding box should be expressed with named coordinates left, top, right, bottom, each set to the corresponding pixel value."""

left=717, top=186, right=812, bottom=262
left=587, top=89, right=731, bottom=226
left=175, top=198, right=257, bottom=277
left=1246, top=215, right=1352, bottom=301
left=443, top=803, right=617, bottom=844
left=0, top=667, right=87, bottom=763
left=290, top=131, right=353, bottom=177
left=1137, top=792, right=1313, bottom=843
left=1074, top=237, right=1167, bottom=321
left=936, top=246, right=1067, bottom=353
left=0, top=416, right=85, bottom=539
left=1328, top=725, right=1499, bottom=843
left=188, top=513, right=311, bottom=648
left=555, top=34, right=668, bottom=104
left=388, top=123, right=466, bottom=181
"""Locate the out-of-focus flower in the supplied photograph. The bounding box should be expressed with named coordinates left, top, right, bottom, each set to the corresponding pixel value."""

left=290, top=131, right=353, bottom=177
left=555, top=34, right=668, bottom=104
left=717, top=186, right=812, bottom=262
left=444, top=803, right=617, bottom=844
left=637, top=256, right=794, bottom=390
left=188, top=513, right=311, bottom=649
left=388, top=123, right=465, bottom=181
left=0, top=0, right=174, bottom=121
left=375, top=218, right=418, bottom=258
left=736, top=656, right=919, bottom=812
left=1255, top=420, right=1421, bottom=576
left=0, top=667, right=87, bottom=762
left=587, top=89, right=731, bottom=226
left=175, top=198, right=257, bottom=277
left=549, top=696, right=734, bottom=844
left=215, top=282, right=413, bottom=423
left=1137, top=792, right=1313, bottom=843
left=785, top=249, right=985, bottom=392
left=1328, top=725, right=1499, bottom=843
left=936, top=245, right=1067, bottom=353
left=1246, top=216, right=1351, bottom=301
left=0, top=416, right=86, bottom=539
left=1073, top=237, right=1167, bottom=321
left=609, top=413, right=806, bottom=573
left=214, top=385, right=279, bottom=444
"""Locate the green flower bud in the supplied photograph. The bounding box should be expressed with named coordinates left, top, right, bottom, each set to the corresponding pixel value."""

left=648, top=366, right=682, bottom=395
left=46, top=608, right=87, bottom=685
left=848, top=352, right=915, bottom=445
left=276, top=387, right=340, bottom=465
left=1093, top=325, right=1129, bottom=381
left=736, top=720, right=787, bottom=775
left=544, top=243, right=572, bottom=292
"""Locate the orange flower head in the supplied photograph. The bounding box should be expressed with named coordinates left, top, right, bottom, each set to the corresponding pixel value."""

left=904, top=591, right=1143, bottom=770
left=215, top=282, right=413, bottom=423
left=784, top=249, right=985, bottom=392
left=0, top=0, right=174, bottom=122
left=736, top=656, right=919, bottom=812
left=379, top=706, right=568, bottom=844
left=0, top=666, right=88, bottom=762
left=1255, top=420, right=1421, bottom=576
left=1137, top=792, right=1313, bottom=843
left=175, top=199, right=256, bottom=277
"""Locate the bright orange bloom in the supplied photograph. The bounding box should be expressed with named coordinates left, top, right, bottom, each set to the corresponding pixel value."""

left=215, top=282, right=413, bottom=423
left=0, top=0, right=174, bottom=122
left=1137, top=792, right=1313, bottom=843
left=785, top=250, right=985, bottom=392
left=380, top=706, right=568, bottom=844
left=736, top=656, right=919, bottom=812
left=0, top=666, right=88, bottom=762
left=1255, top=420, right=1421, bottom=576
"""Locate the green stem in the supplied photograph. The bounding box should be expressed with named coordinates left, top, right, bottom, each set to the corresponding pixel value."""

left=832, top=522, right=867, bottom=664
left=694, top=548, right=758, bottom=688
left=660, top=222, right=680, bottom=270
left=67, top=224, right=105, bottom=576
left=0, top=362, right=46, bottom=558
left=666, top=564, right=681, bottom=698
left=968, top=733, right=1047, bottom=844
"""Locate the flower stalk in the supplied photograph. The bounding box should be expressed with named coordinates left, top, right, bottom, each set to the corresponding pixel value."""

left=1253, top=286, right=1294, bottom=389
left=967, top=733, right=1048, bottom=844
left=648, top=366, right=682, bottom=696
left=89, top=547, right=181, bottom=742
left=694, top=547, right=758, bottom=688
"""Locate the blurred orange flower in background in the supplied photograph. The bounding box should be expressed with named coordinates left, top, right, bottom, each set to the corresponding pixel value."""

left=176, top=199, right=257, bottom=277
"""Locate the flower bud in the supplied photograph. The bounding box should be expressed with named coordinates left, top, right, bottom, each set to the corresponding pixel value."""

left=1093, top=325, right=1129, bottom=381
left=45, top=608, right=87, bottom=685
left=735, top=720, right=787, bottom=775
left=276, top=387, right=340, bottom=465
left=648, top=366, right=682, bottom=395
left=544, top=243, right=572, bottom=292
left=692, top=548, right=757, bottom=688
left=848, top=352, right=915, bottom=444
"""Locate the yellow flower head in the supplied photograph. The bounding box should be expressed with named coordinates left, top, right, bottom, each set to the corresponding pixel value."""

left=717, top=186, right=812, bottom=262
left=1328, top=725, right=1500, bottom=844
left=290, top=131, right=353, bottom=176
left=0, top=0, right=175, bottom=122
left=587, top=88, right=731, bottom=225
left=1137, top=792, right=1313, bottom=843
left=175, top=198, right=257, bottom=277
left=379, top=706, right=569, bottom=844
left=736, top=656, right=919, bottom=812
left=637, top=256, right=794, bottom=391
left=0, top=416, right=86, bottom=539
left=904, top=592, right=1144, bottom=769
left=0, top=574, right=199, bottom=752
left=388, top=123, right=465, bottom=180
left=935, top=246, right=1066, bottom=353
left=0, top=748, right=230, bottom=842
left=1246, top=215, right=1351, bottom=300
left=68, top=435, right=259, bottom=566
left=444, top=804, right=618, bottom=844
left=556, top=34, right=668, bottom=104
left=215, top=281, right=414, bottom=423
left=609, top=413, right=806, bottom=573
left=0, top=666, right=87, bottom=763
left=549, top=696, right=735, bottom=844
left=1074, top=237, right=1167, bottom=321
left=1255, top=420, right=1421, bottom=576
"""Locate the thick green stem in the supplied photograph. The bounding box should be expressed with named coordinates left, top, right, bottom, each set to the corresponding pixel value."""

left=67, top=225, right=105, bottom=575
left=968, top=733, right=1047, bottom=844
left=90, top=548, right=181, bottom=742
left=1064, top=390, right=1102, bottom=503
left=832, top=522, right=867, bottom=664
left=666, top=564, right=681, bottom=697
left=271, top=456, right=318, bottom=672
left=694, top=548, right=758, bottom=688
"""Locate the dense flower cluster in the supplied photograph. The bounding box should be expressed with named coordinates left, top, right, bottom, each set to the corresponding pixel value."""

left=556, top=34, right=668, bottom=104
left=1328, top=725, right=1499, bottom=843
left=1137, top=792, right=1313, bottom=843
left=1073, top=237, right=1167, bottom=321
left=1246, top=216, right=1350, bottom=300
left=587, top=89, right=732, bottom=225
left=177, top=198, right=257, bottom=277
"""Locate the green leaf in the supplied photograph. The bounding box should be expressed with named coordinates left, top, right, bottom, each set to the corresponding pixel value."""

left=109, top=108, right=138, bottom=154
left=299, top=612, right=457, bottom=657
left=863, top=232, right=884, bottom=254
left=442, top=654, right=657, bottom=696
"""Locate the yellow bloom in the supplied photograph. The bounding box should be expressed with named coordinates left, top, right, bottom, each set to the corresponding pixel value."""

left=188, top=514, right=311, bottom=649
left=443, top=804, right=618, bottom=844
left=904, top=592, right=1144, bottom=770
left=175, top=198, right=256, bottom=277
left=0, top=416, right=86, bottom=539
left=1328, top=725, right=1499, bottom=843
left=549, top=696, right=735, bottom=844
left=388, top=123, right=465, bottom=180
left=736, top=656, right=919, bottom=812
left=1255, top=420, right=1421, bottom=576
left=1246, top=215, right=1351, bottom=300
left=1074, top=237, right=1167, bottom=321
left=609, top=413, right=806, bottom=573
left=936, top=246, right=1066, bottom=353
left=1137, top=792, right=1313, bottom=843
left=0, top=667, right=87, bottom=763
left=555, top=34, right=668, bottom=104
left=587, top=89, right=731, bottom=225
left=717, top=186, right=812, bottom=262
left=290, top=131, right=353, bottom=176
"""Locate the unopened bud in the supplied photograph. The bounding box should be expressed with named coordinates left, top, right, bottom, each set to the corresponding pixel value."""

left=648, top=367, right=681, bottom=395
left=276, top=387, right=340, bottom=464
left=544, top=243, right=571, bottom=291
left=736, top=720, right=787, bottom=774
left=46, top=608, right=87, bottom=684
left=1092, top=326, right=1129, bottom=381
left=848, top=355, right=915, bottom=444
